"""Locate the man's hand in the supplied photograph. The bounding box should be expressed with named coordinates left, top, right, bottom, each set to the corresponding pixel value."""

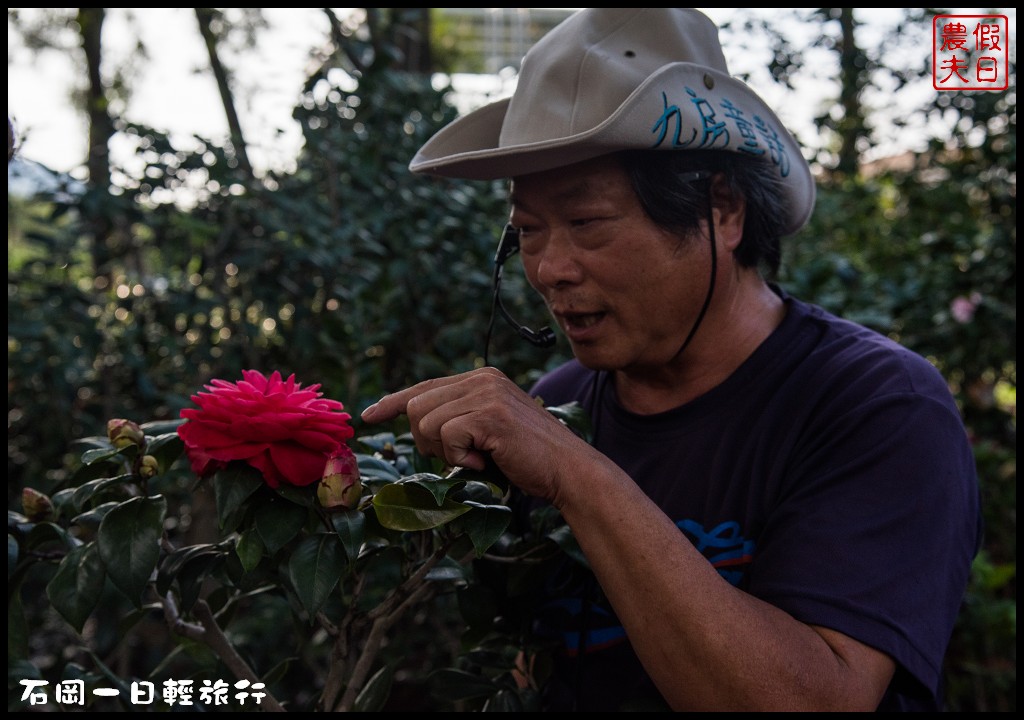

left=361, top=367, right=591, bottom=502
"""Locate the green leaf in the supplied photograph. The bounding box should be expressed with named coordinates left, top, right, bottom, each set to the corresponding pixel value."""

left=273, top=483, right=316, bottom=508
left=81, top=446, right=128, bottom=465
left=353, top=664, right=394, bottom=712
left=451, top=479, right=503, bottom=504
left=97, top=496, right=167, bottom=606
left=157, top=543, right=223, bottom=596
left=213, top=464, right=265, bottom=531
left=71, top=475, right=134, bottom=513
left=70, top=502, right=120, bottom=531
left=8, top=579, right=28, bottom=660
left=84, top=649, right=133, bottom=709
left=446, top=459, right=510, bottom=493
left=140, top=419, right=186, bottom=435
left=402, top=472, right=461, bottom=505
left=331, top=510, right=365, bottom=560
left=456, top=501, right=512, bottom=556
left=50, top=488, right=78, bottom=520
left=8, top=509, right=30, bottom=529
left=410, top=446, right=437, bottom=474
left=7, top=534, right=17, bottom=580
left=287, top=533, right=347, bottom=616
left=357, top=454, right=401, bottom=482
left=357, top=432, right=397, bottom=454
left=70, top=435, right=109, bottom=452
left=25, top=522, right=80, bottom=553
left=9, top=659, right=42, bottom=693
left=429, top=667, right=500, bottom=701
left=262, top=657, right=295, bottom=687
left=546, top=401, right=593, bottom=443
left=68, top=458, right=128, bottom=489
left=548, top=524, right=590, bottom=569
left=483, top=688, right=524, bottom=712
left=144, top=432, right=185, bottom=470
left=176, top=553, right=225, bottom=613
left=423, top=556, right=467, bottom=582
left=46, top=542, right=106, bottom=632
left=372, top=484, right=471, bottom=531
left=145, top=644, right=189, bottom=684
left=236, top=529, right=265, bottom=573
left=255, top=494, right=308, bottom=554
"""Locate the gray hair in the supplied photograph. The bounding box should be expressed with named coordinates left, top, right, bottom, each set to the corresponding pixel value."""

left=620, top=149, right=788, bottom=277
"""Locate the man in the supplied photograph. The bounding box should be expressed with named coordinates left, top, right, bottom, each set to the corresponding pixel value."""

left=360, top=8, right=981, bottom=712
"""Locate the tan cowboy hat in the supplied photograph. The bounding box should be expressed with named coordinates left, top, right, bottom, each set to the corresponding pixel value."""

left=410, top=8, right=815, bottom=235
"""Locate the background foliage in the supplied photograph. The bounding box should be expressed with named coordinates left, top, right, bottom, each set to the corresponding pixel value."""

left=8, top=7, right=1016, bottom=712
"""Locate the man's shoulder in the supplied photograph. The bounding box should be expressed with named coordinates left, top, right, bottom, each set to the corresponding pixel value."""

left=787, top=296, right=954, bottom=404
left=529, top=359, right=595, bottom=405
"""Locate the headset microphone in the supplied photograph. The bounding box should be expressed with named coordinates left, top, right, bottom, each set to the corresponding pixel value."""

left=483, top=224, right=556, bottom=365
left=503, top=308, right=557, bottom=347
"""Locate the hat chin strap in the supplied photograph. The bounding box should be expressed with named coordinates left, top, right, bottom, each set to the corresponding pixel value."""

left=670, top=174, right=717, bottom=365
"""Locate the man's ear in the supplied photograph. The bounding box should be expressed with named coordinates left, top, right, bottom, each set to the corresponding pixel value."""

left=710, top=174, right=745, bottom=251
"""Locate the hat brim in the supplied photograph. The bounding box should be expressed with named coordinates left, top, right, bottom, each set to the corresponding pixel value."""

left=411, top=63, right=814, bottom=236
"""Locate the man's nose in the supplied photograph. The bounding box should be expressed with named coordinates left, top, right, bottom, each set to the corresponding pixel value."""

left=531, top=230, right=583, bottom=289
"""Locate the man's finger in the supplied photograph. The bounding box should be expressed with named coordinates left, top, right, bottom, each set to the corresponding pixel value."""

left=360, top=370, right=490, bottom=423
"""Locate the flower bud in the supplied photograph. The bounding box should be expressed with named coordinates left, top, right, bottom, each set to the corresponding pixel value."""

left=317, top=449, right=362, bottom=510
left=22, top=487, right=54, bottom=522
left=108, top=418, right=145, bottom=449
left=138, top=455, right=160, bottom=479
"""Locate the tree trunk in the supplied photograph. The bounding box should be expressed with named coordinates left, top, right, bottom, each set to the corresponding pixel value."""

left=195, top=7, right=253, bottom=178
left=834, top=7, right=868, bottom=177
left=77, top=7, right=115, bottom=272
left=390, top=8, right=433, bottom=74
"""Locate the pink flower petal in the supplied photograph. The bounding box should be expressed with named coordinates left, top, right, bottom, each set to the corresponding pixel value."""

left=267, top=443, right=332, bottom=487
left=177, top=370, right=354, bottom=489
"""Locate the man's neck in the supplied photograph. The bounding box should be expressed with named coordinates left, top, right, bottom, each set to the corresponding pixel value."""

left=614, top=281, right=786, bottom=415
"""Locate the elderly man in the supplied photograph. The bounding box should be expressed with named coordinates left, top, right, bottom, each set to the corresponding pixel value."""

left=361, top=8, right=981, bottom=712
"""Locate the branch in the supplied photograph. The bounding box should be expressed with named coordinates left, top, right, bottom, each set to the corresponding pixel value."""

left=480, top=542, right=559, bottom=564
left=334, top=580, right=437, bottom=712
left=162, top=593, right=287, bottom=712
left=194, top=8, right=253, bottom=179
left=366, top=537, right=452, bottom=621
left=317, top=609, right=340, bottom=638
left=330, top=537, right=465, bottom=711
left=323, top=7, right=366, bottom=75
left=322, top=530, right=484, bottom=712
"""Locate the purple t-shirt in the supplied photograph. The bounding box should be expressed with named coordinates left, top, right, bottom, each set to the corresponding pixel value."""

left=524, top=292, right=981, bottom=711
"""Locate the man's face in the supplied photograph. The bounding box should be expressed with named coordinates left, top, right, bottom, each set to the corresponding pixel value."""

left=510, top=154, right=713, bottom=373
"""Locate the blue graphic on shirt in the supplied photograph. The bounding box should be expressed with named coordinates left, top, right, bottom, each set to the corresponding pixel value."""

left=675, top=519, right=756, bottom=586
left=542, top=520, right=755, bottom=657
left=545, top=598, right=626, bottom=656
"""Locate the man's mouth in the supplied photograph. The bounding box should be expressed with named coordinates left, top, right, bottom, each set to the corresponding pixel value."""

left=562, top=311, right=606, bottom=331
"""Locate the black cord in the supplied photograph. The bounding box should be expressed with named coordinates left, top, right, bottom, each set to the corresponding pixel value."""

left=484, top=271, right=501, bottom=368
left=671, top=173, right=717, bottom=363
left=570, top=173, right=717, bottom=711
left=484, top=224, right=519, bottom=367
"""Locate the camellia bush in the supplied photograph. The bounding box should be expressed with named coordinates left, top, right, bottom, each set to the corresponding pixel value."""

left=9, top=369, right=592, bottom=712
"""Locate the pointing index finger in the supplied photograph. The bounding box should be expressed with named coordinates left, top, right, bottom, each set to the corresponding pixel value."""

left=360, top=371, right=481, bottom=424
left=360, top=390, right=410, bottom=423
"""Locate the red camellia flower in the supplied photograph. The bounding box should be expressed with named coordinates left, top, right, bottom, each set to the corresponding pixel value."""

left=177, top=370, right=355, bottom=488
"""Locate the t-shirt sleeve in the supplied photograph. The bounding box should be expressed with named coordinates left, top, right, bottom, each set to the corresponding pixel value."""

left=747, top=382, right=981, bottom=705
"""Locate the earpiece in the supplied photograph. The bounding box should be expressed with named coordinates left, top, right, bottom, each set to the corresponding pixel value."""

left=493, top=225, right=556, bottom=348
